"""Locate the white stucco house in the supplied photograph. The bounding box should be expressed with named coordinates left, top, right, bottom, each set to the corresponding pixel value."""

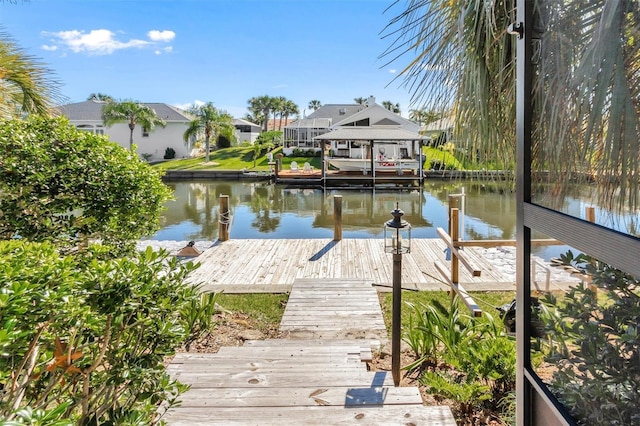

left=233, top=118, right=261, bottom=144
left=56, top=99, right=194, bottom=161
left=283, top=96, right=422, bottom=159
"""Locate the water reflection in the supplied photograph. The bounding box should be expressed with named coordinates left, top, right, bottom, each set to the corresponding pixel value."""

left=150, top=180, right=636, bottom=251
left=152, top=180, right=522, bottom=242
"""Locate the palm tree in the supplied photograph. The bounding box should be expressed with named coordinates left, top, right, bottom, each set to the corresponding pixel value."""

left=382, top=100, right=401, bottom=114
left=102, top=100, right=166, bottom=151
left=0, top=31, right=61, bottom=118
left=354, top=97, right=368, bottom=106
left=283, top=100, right=299, bottom=127
left=87, top=93, right=114, bottom=102
left=409, top=108, right=442, bottom=125
left=183, top=102, right=235, bottom=163
left=381, top=0, right=517, bottom=169
left=275, top=96, right=287, bottom=130
left=382, top=0, right=640, bottom=209
left=248, top=95, right=272, bottom=132
left=308, top=100, right=322, bottom=111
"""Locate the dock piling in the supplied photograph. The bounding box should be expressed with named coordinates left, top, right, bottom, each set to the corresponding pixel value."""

left=333, top=195, right=342, bottom=241
left=218, top=194, right=230, bottom=241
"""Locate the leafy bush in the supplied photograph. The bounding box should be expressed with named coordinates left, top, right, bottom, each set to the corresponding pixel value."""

left=405, top=298, right=516, bottom=419
left=0, top=116, right=171, bottom=254
left=217, top=134, right=231, bottom=148
left=539, top=252, right=640, bottom=425
left=164, top=147, right=176, bottom=159
left=0, top=241, right=200, bottom=424
left=291, top=148, right=320, bottom=157
left=423, top=146, right=462, bottom=170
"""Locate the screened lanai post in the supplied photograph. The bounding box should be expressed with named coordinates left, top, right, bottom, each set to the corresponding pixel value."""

left=419, top=139, right=424, bottom=181
left=515, top=0, right=534, bottom=424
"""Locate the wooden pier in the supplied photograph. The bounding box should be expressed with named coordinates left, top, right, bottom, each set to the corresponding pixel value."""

left=163, top=278, right=457, bottom=425
left=188, top=238, right=518, bottom=294
left=275, top=169, right=422, bottom=188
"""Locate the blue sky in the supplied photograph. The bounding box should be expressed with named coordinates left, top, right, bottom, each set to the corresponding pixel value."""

left=0, top=0, right=418, bottom=118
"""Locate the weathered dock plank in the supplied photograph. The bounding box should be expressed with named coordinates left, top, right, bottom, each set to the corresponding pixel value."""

left=163, top=405, right=457, bottom=425
left=171, top=385, right=424, bottom=407
left=163, top=279, right=457, bottom=426
left=279, top=279, right=387, bottom=339
left=187, top=238, right=538, bottom=294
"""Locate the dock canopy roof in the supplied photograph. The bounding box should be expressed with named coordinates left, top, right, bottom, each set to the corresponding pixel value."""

left=313, top=127, right=426, bottom=141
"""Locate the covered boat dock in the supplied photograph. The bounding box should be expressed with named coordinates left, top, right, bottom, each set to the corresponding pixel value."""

left=275, top=126, right=427, bottom=188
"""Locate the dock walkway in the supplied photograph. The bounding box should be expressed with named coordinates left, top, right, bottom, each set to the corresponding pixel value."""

left=164, top=279, right=457, bottom=425
left=185, top=238, right=579, bottom=294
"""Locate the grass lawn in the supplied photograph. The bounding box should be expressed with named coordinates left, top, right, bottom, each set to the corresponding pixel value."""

left=153, top=144, right=492, bottom=173
left=152, top=146, right=322, bottom=172
left=379, top=290, right=514, bottom=331
left=213, top=291, right=514, bottom=334
left=216, top=293, right=288, bottom=334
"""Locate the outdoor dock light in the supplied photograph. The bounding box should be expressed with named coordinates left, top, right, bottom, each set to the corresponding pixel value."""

left=384, top=202, right=411, bottom=255
left=384, top=203, right=411, bottom=386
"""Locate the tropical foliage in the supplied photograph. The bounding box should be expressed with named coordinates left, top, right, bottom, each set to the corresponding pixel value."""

left=253, top=130, right=281, bottom=167
left=538, top=252, right=640, bottom=425
left=102, top=100, right=166, bottom=151
left=308, top=99, right=322, bottom=111
left=0, top=241, right=199, bottom=424
left=0, top=113, right=216, bottom=423
left=531, top=0, right=640, bottom=211
left=0, top=30, right=61, bottom=118
left=382, top=100, right=401, bottom=114
left=383, top=0, right=640, bottom=210
left=382, top=0, right=517, bottom=171
left=409, top=108, right=442, bottom=126
left=0, top=116, right=171, bottom=254
left=246, top=95, right=299, bottom=132
left=87, top=92, right=113, bottom=102
left=183, top=102, right=235, bottom=163
left=403, top=297, right=516, bottom=422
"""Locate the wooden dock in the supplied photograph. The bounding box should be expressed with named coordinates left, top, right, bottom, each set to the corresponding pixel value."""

left=279, top=278, right=387, bottom=339
left=163, top=279, right=457, bottom=425
left=187, top=238, right=518, bottom=294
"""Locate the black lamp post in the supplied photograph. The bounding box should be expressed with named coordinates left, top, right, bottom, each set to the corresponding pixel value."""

left=384, top=202, right=411, bottom=386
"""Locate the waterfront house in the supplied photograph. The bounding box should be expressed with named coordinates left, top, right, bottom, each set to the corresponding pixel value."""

left=233, top=118, right=261, bottom=144
left=56, top=99, right=193, bottom=161
left=283, top=96, right=421, bottom=161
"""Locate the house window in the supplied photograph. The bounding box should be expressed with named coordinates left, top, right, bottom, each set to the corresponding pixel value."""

left=142, top=127, right=149, bottom=138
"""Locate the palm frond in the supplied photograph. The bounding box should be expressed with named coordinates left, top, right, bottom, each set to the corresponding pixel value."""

left=0, top=29, right=62, bottom=117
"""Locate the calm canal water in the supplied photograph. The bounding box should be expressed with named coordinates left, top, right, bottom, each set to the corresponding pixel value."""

left=146, top=179, right=639, bottom=260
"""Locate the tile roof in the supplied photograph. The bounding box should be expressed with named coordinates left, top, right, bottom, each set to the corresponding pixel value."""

left=266, top=118, right=295, bottom=131
left=306, top=104, right=366, bottom=123
left=233, top=118, right=260, bottom=127
left=314, top=127, right=425, bottom=141
left=55, top=99, right=193, bottom=122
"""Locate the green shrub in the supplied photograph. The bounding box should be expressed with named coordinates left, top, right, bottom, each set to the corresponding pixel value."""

left=0, top=240, right=200, bottom=424
left=0, top=116, right=171, bottom=254
left=164, top=147, right=176, bottom=159
left=406, top=297, right=516, bottom=418
left=539, top=252, right=640, bottom=425
left=423, top=146, right=463, bottom=170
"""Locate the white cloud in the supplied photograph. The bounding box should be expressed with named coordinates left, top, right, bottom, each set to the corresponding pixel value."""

left=42, top=28, right=175, bottom=55
left=43, top=29, right=149, bottom=55
left=389, top=68, right=397, bottom=74
left=148, top=30, right=175, bottom=42
left=173, top=100, right=205, bottom=111
left=155, top=46, right=173, bottom=55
